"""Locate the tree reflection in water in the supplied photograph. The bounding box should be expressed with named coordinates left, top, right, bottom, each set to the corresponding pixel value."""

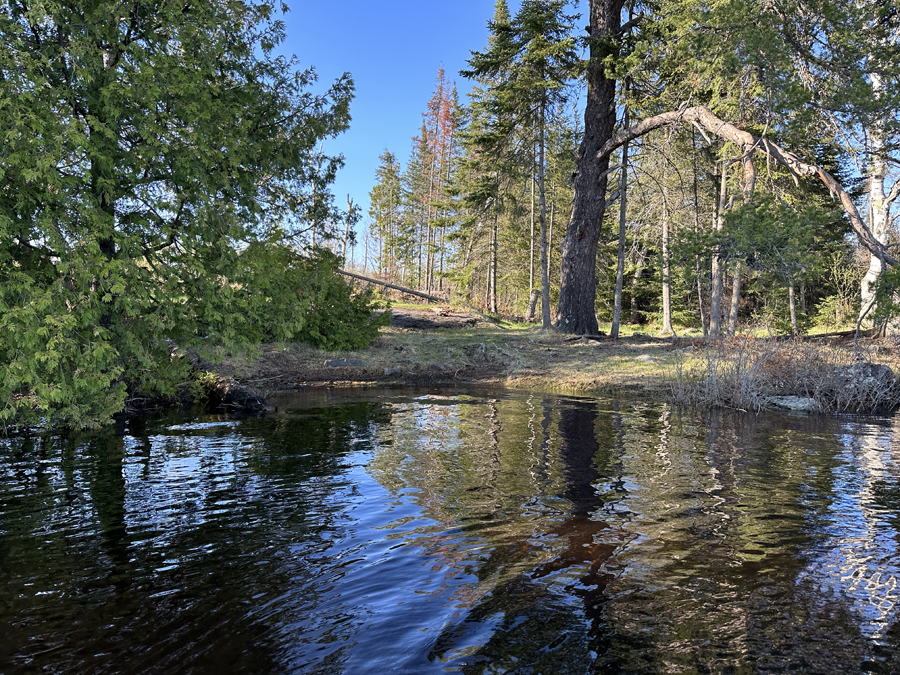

left=3, top=389, right=900, bottom=674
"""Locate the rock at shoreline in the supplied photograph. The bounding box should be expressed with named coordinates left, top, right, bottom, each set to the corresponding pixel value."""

left=821, top=361, right=899, bottom=413
left=208, top=379, right=268, bottom=413
left=832, top=361, right=896, bottom=389
left=324, top=358, right=370, bottom=368
left=767, top=396, right=819, bottom=413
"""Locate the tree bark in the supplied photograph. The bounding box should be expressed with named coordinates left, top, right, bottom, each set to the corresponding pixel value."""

left=728, top=262, right=742, bottom=335
left=709, top=165, right=729, bottom=338
left=697, top=258, right=708, bottom=337
left=789, top=278, right=799, bottom=335
left=557, top=0, right=624, bottom=335
left=526, top=288, right=540, bottom=321
left=611, top=135, right=629, bottom=339
left=661, top=171, right=673, bottom=335
left=530, top=167, right=536, bottom=292
left=860, top=72, right=896, bottom=326
left=490, top=215, right=498, bottom=313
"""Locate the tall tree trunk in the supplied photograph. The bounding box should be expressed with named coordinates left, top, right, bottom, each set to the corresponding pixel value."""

left=490, top=215, right=498, bottom=314
left=342, top=195, right=353, bottom=267
left=526, top=288, right=540, bottom=321
left=789, top=278, right=799, bottom=335
left=630, top=247, right=645, bottom=325
left=530, top=166, right=536, bottom=292
left=709, top=164, right=729, bottom=338
left=697, top=258, right=708, bottom=337
left=661, top=185, right=673, bottom=335
left=364, top=230, right=370, bottom=273
left=611, top=137, right=629, bottom=339
left=439, top=224, right=445, bottom=292
left=549, top=198, right=555, bottom=274
left=417, top=221, right=423, bottom=288
left=725, top=155, right=754, bottom=336
left=557, top=0, right=624, bottom=335
left=727, top=262, right=742, bottom=335
left=860, top=73, right=893, bottom=327
left=691, top=131, right=706, bottom=336
left=464, top=219, right=479, bottom=267
left=538, top=101, right=551, bottom=329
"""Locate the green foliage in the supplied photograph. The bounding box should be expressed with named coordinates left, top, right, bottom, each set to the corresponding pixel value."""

left=368, top=150, right=406, bottom=273
left=0, top=0, right=360, bottom=431
left=238, top=245, right=391, bottom=350
left=870, top=265, right=900, bottom=328
left=720, top=195, right=826, bottom=280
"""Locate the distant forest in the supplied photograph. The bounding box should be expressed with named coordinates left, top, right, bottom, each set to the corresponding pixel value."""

left=357, top=0, right=900, bottom=338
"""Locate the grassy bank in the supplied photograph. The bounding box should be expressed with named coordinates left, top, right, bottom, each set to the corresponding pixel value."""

left=210, top=306, right=900, bottom=414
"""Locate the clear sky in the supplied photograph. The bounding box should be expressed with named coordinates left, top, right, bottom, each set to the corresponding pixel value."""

left=281, top=0, right=503, bottom=223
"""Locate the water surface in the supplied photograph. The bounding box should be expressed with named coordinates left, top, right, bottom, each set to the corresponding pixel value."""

left=2, top=387, right=900, bottom=673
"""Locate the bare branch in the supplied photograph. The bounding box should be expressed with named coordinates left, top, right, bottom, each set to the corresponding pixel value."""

left=596, top=105, right=895, bottom=266
left=604, top=190, right=620, bottom=209
left=887, top=179, right=900, bottom=209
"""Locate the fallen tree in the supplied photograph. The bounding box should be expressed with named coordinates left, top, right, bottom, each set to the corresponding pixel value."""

left=337, top=269, right=447, bottom=303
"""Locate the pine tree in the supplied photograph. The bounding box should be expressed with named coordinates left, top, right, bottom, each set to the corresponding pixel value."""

left=401, top=123, right=434, bottom=288
left=557, top=0, right=626, bottom=334
left=368, top=150, right=403, bottom=279
left=455, top=0, right=519, bottom=313
left=460, top=0, right=578, bottom=321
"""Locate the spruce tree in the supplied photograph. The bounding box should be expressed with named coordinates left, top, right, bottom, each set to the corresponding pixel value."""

left=462, top=0, right=577, bottom=324
left=368, top=150, right=403, bottom=279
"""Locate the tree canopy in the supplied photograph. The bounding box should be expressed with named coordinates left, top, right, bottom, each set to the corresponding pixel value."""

left=0, top=0, right=366, bottom=431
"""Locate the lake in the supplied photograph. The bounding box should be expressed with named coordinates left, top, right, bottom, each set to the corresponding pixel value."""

left=2, top=387, right=899, bottom=673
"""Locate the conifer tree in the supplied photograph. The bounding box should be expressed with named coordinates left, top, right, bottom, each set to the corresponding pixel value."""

left=368, top=150, right=404, bottom=279
left=0, top=0, right=354, bottom=428
left=464, top=0, right=578, bottom=328
left=455, top=0, right=518, bottom=313
left=557, top=0, right=626, bottom=334
left=401, top=123, right=434, bottom=288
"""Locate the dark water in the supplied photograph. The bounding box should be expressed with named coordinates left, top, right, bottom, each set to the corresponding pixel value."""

left=2, top=388, right=900, bottom=674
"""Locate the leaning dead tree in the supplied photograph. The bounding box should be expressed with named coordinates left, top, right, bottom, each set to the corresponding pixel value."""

left=596, top=105, right=897, bottom=270
left=337, top=269, right=446, bottom=303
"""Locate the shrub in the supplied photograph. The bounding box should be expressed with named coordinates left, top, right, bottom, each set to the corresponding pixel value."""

left=0, top=243, right=390, bottom=433
left=669, top=337, right=900, bottom=414
left=237, top=245, right=391, bottom=350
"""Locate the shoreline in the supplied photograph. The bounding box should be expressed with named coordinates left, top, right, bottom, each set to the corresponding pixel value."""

left=204, top=307, right=900, bottom=417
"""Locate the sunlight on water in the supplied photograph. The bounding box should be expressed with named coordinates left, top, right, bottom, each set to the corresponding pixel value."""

left=1, top=387, right=899, bottom=673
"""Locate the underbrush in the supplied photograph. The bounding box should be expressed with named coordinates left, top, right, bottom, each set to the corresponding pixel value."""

left=670, top=337, right=900, bottom=414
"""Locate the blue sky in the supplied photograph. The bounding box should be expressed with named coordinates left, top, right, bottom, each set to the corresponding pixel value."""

left=282, top=0, right=588, bottom=230
left=282, top=0, right=502, bottom=222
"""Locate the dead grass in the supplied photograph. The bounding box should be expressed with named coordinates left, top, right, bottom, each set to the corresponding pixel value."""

left=212, top=307, right=900, bottom=414
left=213, top=318, right=682, bottom=401
left=670, top=336, right=900, bottom=413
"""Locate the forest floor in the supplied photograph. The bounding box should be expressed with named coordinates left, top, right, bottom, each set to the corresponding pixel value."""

left=213, top=305, right=900, bottom=407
